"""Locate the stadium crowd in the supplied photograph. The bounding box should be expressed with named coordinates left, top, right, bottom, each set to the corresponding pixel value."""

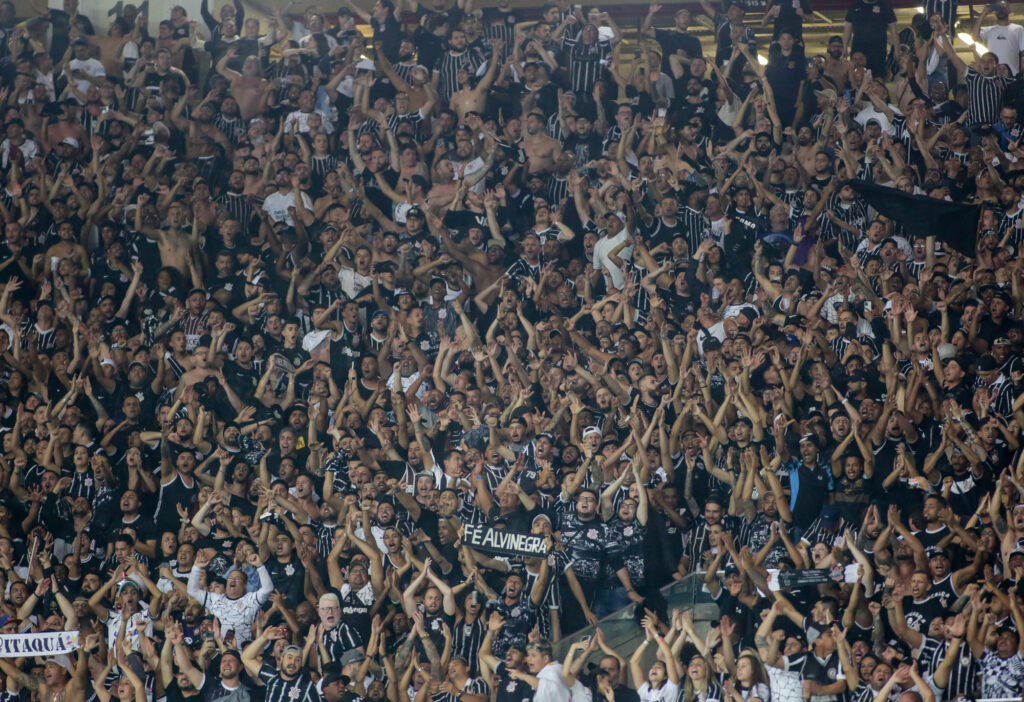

left=1, top=0, right=1024, bottom=699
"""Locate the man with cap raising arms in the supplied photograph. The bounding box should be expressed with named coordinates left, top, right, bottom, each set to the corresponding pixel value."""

left=770, top=426, right=834, bottom=533
left=241, top=624, right=318, bottom=702
left=38, top=649, right=88, bottom=702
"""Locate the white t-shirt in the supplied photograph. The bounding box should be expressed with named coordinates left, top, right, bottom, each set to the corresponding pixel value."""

left=592, top=228, right=633, bottom=290
left=262, top=190, right=312, bottom=226
left=338, top=266, right=372, bottom=298
left=535, top=663, right=571, bottom=702
left=980, top=23, right=1024, bottom=74
left=283, top=108, right=335, bottom=134
left=102, top=602, right=153, bottom=651
left=452, top=156, right=487, bottom=193
left=638, top=681, right=680, bottom=702
left=854, top=103, right=899, bottom=135
left=66, top=57, right=106, bottom=100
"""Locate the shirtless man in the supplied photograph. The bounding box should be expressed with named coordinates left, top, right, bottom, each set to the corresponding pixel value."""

left=215, top=48, right=269, bottom=120
left=134, top=194, right=194, bottom=275
left=37, top=652, right=89, bottom=702
left=449, top=39, right=503, bottom=120
left=427, top=158, right=459, bottom=203
left=45, top=220, right=88, bottom=271
left=44, top=102, right=87, bottom=153
left=441, top=190, right=507, bottom=288
left=795, top=122, right=827, bottom=175
left=79, top=19, right=137, bottom=76
left=522, top=110, right=561, bottom=174
left=824, top=35, right=851, bottom=93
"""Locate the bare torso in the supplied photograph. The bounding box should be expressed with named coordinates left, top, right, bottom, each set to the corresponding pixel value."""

left=450, top=87, right=486, bottom=120
left=47, top=121, right=86, bottom=151
left=231, top=75, right=269, bottom=121
left=796, top=143, right=819, bottom=175
left=156, top=229, right=191, bottom=274
left=824, top=58, right=850, bottom=93
left=523, top=134, right=560, bottom=173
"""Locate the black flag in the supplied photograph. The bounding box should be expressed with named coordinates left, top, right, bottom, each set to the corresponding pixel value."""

left=848, top=179, right=982, bottom=257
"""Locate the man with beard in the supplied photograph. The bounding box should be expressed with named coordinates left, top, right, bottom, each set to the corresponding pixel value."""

left=262, top=168, right=313, bottom=227
left=720, top=186, right=761, bottom=278
left=823, top=35, right=851, bottom=92
left=561, top=110, right=604, bottom=166
left=557, top=488, right=605, bottom=631
left=434, top=27, right=484, bottom=102
left=522, top=111, right=561, bottom=174
left=449, top=130, right=498, bottom=194
left=480, top=617, right=533, bottom=702
left=337, top=521, right=384, bottom=637
left=642, top=6, right=703, bottom=76
left=241, top=629, right=318, bottom=701
left=794, top=122, right=828, bottom=176
left=820, top=180, right=867, bottom=251
left=211, top=96, right=246, bottom=143
left=749, top=131, right=778, bottom=173
left=478, top=563, right=550, bottom=658
left=675, top=82, right=713, bottom=132
left=640, top=192, right=688, bottom=257
left=173, top=625, right=256, bottom=699
left=215, top=173, right=254, bottom=236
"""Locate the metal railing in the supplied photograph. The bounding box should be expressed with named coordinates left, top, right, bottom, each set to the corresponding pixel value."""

left=554, top=573, right=721, bottom=662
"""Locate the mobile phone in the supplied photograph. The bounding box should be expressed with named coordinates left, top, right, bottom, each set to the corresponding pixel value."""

left=204, top=631, right=215, bottom=642
left=578, top=635, right=592, bottom=644
left=987, top=2, right=1002, bottom=10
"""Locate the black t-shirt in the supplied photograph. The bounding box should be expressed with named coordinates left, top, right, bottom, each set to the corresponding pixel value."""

left=267, top=556, right=306, bottom=608
left=723, top=205, right=763, bottom=276
left=494, top=662, right=535, bottom=702
left=199, top=673, right=257, bottom=700
left=979, top=315, right=1015, bottom=342
left=372, top=13, right=403, bottom=62
left=845, top=0, right=896, bottom=56
left=162, top=681, right=203, bottom=701
left=222, top=360, right=258, bottom=400
left=901, top=593, right=947, bottom=632
left=416, top=3, right=465, bottom=26
left=653, top=29, right=703, bottom=74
